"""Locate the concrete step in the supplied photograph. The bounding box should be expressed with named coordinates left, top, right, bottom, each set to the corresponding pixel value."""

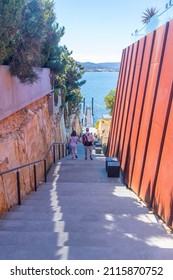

left=46, top=161, right=120, bottom=183
left=0, top=212, right=165, bottom=234
left=0, top=231, right=68, bottom=247
left=10, top=204, right=61, bottom=213
left=1, top=147, right=173, bottom=261
left=31, top=188, right=125, bottom=201
left=0, top=220, right=65, bottom=233
left=1, top=208, right=150, bottom=226
left=1, top=242, right=173, bottom=260
left=0, top=232, right=173, bottom=260
left=1, top=211, right=63, bottom=221
left=0, top=224, right=168, bottom=248
left=37, top=182, right=124, bottom=193
left=9, top=203, right=147, bottom=216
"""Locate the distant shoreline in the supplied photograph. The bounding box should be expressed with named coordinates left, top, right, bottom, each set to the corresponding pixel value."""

left=80, top=62, right=120, bottom=73
left=84, top=69, right=119, bottom=72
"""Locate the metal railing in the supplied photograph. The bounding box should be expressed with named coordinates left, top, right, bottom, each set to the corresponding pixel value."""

left=0, top=142, right=67, bottom=205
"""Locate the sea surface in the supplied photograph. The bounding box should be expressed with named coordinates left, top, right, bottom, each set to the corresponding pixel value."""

left=81, top=72, right=119, bottom=123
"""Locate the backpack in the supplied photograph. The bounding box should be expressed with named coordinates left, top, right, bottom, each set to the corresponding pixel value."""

left=82, top=133, right=93, bottom=146
left=82, top=134, right=88, bottom=145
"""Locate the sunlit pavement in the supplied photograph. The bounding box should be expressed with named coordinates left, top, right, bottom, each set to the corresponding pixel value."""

left=0, top=143, right=173, bottom=260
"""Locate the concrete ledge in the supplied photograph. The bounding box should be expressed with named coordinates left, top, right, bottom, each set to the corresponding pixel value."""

left=95, top=147, right=102, bottom=154
left=95, top=143, right=102, bottom=147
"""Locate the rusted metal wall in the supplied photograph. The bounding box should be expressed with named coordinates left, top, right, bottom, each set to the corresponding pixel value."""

left=107, top=20, right=173, bottom=230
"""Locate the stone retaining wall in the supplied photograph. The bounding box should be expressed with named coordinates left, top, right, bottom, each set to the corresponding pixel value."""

left=0, top=96, right=66, bottom=215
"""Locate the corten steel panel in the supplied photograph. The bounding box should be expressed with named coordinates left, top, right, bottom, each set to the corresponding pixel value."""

left=151, top=23, right=173, bottom=228
left=109, top=48, right=129, bottom=157
left=114, top=45, right=134, bottom=158
left=111, top=47, right=130, bottom=157
left=108, top=50, right=125, bottom=156
left=153, top=99, right=173, bottom=228
left=109, top=48, right=129, bottom=156
left=139, top=23, right=171, bottom=205
left=125, top=31, right=156, bottom=189
left=121, top=38, right=146, bottom=176
left=107, top=19, right=173, bottom=229
left=131, top=26, right=167, bottom=195
left=119, top=41, right=139, bottom=165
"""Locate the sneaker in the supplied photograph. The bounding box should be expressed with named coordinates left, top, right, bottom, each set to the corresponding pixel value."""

left=85, top=157, right=87, bottom=160
left=90, top=156, right=93, bottom=160
left=75, top=155, right=78, bottom=158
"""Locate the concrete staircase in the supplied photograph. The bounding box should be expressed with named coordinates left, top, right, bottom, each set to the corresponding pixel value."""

left=0, top=143, right=173, bottom=260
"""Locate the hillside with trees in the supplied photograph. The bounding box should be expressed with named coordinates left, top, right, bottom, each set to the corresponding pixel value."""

left=81, top=62, right=120, bottom=72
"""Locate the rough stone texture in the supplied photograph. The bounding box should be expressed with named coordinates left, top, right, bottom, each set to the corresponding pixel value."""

left=67, top=114, right=82, bottom=136
left=96, top=118, right=111, bottom=145
left=0, top=96, right=66, bottom=215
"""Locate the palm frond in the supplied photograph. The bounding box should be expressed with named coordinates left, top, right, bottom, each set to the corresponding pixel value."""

left=142, top=7, right=158, bottom=24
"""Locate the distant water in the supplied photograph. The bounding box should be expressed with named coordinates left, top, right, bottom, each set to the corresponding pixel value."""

left=81, top=72, right=119, bottom=123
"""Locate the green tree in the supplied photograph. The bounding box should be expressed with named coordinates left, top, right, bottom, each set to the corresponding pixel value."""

left=104, top=89, right=116, bottom=115
left=0, top=0, right=23, bottom=64
left=0, top=0, right=65, bottom=83
left=8, top=0, right=46, bottom=83
left=55, top=52, right=86, bottom=117
left=41, top=0, right=65, bottom=72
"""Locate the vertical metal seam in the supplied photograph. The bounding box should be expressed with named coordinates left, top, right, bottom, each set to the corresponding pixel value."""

left=113, top=46, right=131, bottom=156
left=116, top=44, right=134, bottom=158
left=108, top=50, right=125, bottom=155
left=129, top=30, right=156, bottom=187
left=120, top=41, right=140, bottom=164
left=111, top=48, right=128, bottom=156
left=112, top=47, right=129, bottom=155
left=123, top=36, right=147, bottom=181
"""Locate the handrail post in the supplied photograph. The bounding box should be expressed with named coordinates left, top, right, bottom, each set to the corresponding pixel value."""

left=53, top=144, right=56, bottom=163
left=44, top=159, right=47, bottom=182
left=16, top=171, right=21, bottom=205
left=66, top=143, right=68, bottom=156
left=62, top=144, right=65, bottom=158
left=33, top=164, right=37, bottom=191
left=58, top=144, right=61, bottom=160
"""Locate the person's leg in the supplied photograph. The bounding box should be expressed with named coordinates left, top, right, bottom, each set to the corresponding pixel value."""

left=89, top=146, right=93, bottom=160
left=84, top=146, right=87, bottom=159
left=71, top=146, right=75, bottom=159
left=74, top=144, right=78, bottom=158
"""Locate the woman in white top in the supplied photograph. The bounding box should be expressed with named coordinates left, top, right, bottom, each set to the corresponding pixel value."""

left=69, top=130, right=80, bottom=159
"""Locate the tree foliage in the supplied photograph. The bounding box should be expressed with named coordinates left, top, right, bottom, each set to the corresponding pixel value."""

left=104, top=89, right=116, bottom=115
left=8, top=0, right=47, bottom=83
left=0, top=0, right=85, bottom=117
left=0, top=0, right=23, bottom=64
left=0, top=0, right=66, bottom=83
left=55, top=53, right=86, bottom=116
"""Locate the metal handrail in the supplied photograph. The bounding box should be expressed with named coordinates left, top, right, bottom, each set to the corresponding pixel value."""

left=0, top=142, right=67, bottom=205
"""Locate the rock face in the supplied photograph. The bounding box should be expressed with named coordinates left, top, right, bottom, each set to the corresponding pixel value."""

left=96, top=118, right=112, bottom=145
left=67, top=114, right=82, bottom=137
left=0, top=96, right=66, bottom=215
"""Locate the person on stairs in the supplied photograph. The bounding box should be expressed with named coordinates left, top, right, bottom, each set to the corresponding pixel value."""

left=82, top=127, right=94, bottom=160
left=69, top=130, right=80, bottom=159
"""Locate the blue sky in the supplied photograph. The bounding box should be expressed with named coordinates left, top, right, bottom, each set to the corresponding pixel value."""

left=55, top=0, right=171, bottom=62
